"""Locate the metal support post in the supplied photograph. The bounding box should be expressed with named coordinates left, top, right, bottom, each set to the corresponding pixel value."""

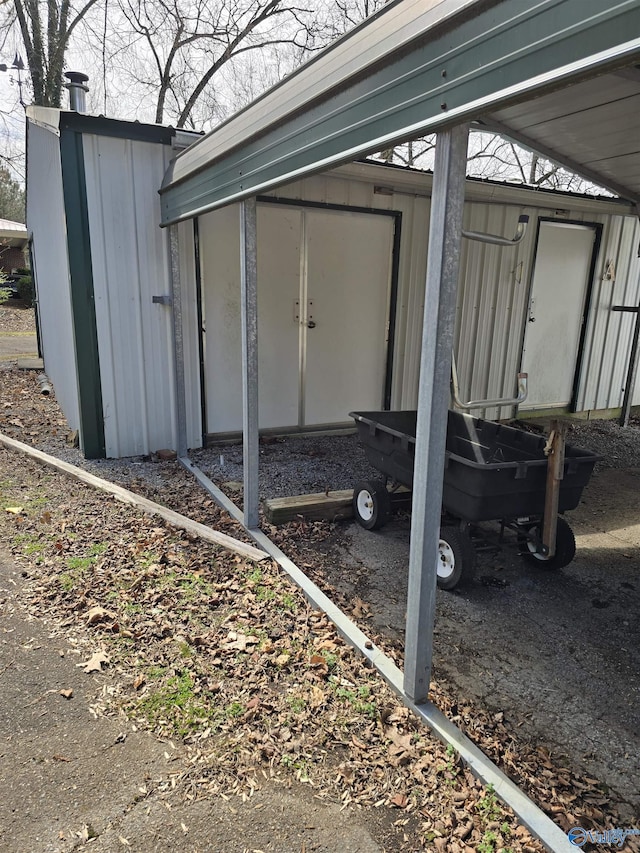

left=240, top=197, right=260, bottom=529
left=170, top=224, right=188, bottom=458
left=619, top=288, right=640, bottom=427
left=403, top=125, right=469, bottom=704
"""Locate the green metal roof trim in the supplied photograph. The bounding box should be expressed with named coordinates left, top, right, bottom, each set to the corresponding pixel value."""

left=160, top=0, right=640, bottom=225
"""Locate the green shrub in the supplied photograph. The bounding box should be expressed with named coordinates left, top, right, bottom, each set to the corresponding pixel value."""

left=17, top=274, right=34, bottom=306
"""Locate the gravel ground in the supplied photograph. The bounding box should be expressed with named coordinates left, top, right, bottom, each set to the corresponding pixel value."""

left=565, top=416, right=640, bottom=469
left=190, top=435, right=382, bottom=499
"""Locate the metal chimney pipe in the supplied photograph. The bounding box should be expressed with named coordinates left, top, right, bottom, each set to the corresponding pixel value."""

left=64, top=71, right=89, bottom=112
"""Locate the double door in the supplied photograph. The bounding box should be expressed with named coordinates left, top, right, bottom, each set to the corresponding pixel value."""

left=200, top=203, right=395, bottom=434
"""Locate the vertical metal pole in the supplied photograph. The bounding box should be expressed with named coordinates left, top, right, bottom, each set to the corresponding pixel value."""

left=403, top=125, right=469, bottom=704
left=170, top=224, right=188, bottom=458
left=240, top=198, right=260, bottom=529
left=620, top=290, right=640, bottom=427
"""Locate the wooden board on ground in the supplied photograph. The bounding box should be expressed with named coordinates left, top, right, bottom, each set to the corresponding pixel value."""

left=17, top=357, right=44, bottom=370
left=264, top=490, right=354, bottom=524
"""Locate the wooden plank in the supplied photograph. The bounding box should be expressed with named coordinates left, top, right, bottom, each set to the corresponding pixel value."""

left=264, top=486, right=411, bottom=525
left=17, top=357, right=44, bottom=370
left=542, top=420, right=566, bottom=558
left=264, top=489, right=354, bottom=525
left=0, top=432, right=268, bottom=563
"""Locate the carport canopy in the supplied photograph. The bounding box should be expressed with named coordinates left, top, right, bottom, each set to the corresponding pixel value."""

left=160, top=0, right=640, bottom=709
left=160, top=0, right=640, bottom=224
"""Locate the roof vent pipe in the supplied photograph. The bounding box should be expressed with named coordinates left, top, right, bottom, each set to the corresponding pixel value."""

left=64, top=71, right=89, bottom=112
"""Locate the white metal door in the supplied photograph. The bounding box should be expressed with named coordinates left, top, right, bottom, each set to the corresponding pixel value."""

left=303, top=209, right=394, bottom=425
left=201, top=204, right=394, bottom=434
left=520, top=222, right=596, bottom=410
left=201, top=204, right=301, bottom=433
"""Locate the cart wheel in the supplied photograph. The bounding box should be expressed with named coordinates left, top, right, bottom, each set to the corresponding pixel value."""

left=437, top=527, right=476, bottom=590
left=519, top=516, right=576, bottom=570
left=353, top=480, right=391, bottom=530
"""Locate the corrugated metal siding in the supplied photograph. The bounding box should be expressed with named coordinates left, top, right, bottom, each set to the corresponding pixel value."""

left=26, top=123, right=81, bottom=430
left=83, top=135, right=201, bottom=457
left=577, top=214, right=640, bottom=410
left=265, top=165, right=640, bottom=419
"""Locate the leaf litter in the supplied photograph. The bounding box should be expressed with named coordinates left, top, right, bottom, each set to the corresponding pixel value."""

left=1, top=364, right=638, bottom=851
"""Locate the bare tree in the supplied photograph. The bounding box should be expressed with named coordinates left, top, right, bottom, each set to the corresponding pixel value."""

left=3, top=0, right=103, bottom=106
left=465, top=131, right=610, bottom=195
left=112, top=0, right=327, bottom=129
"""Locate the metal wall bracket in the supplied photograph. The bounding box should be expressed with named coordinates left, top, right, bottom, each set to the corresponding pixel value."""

left=152, top=294, right=173, bottom=305
left=462, top=214, right=529, bottom=247
left=451, top=350, right=528, bottom=410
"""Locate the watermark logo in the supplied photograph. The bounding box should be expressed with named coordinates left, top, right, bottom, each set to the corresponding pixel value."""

left=568, top=827, right=640, bottom=848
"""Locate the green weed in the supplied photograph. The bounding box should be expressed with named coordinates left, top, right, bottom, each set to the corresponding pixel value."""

left=280, top=592, right=298, bottom=611
left=476, top=784, right=502, bottom=824
left=287, top=695, right=306, bottom=713
left=248, top=567, right=263, bottom=584
left=135, top=671, right=219, bottom=737
left=256, top=585, right=276, bottom=602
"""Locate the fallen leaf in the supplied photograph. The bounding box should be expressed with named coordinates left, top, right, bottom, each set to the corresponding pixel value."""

left=79, top=651, right=110, bottom=673
left=390, top=792, right=408, bottom=809
left=4, top=506, right=24, bottom=514
left=133, top=674, right=145, bottom=690
left=85, top=606, right=116, bottom=626
left=351, top=597, right=371, bottom=618
left=59, top=689, right=73, bottom=699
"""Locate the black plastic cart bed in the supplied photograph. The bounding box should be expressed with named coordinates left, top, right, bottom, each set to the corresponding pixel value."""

left=350, top=409, right=600, bottom=590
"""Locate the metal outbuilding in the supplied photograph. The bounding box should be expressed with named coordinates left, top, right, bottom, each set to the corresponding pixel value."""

left=26, top=108, right=201, bottom=458
left=156, top=0, right=640, bottom=844
left=23, top=1, right=640, bottom=846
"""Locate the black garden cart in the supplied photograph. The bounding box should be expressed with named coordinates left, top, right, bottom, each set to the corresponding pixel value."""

left=350, top=409, right=599, bottom=590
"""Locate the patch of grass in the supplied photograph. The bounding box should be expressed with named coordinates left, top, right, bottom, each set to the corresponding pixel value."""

left=477, top=830, right=499, bottom=853
left=333, top=684, right=378, bottom=719
left=135, top=671, right=219, bottom=737
left=58, top=551, right=102, bottom=591
left=59, top=573, right=76, bottom=592
left=88, top=542, right=108, bottom=557
left=248, top=567, right=263, bottom=584
left=226, top=701, right=244, bottom=718
left=13, top=533, right=44, bottom=555
left=287, top=695, right=306, bottom=713
left=256, top=585, right=276, bottom=602
left=137, top=551, right=160, bottom=570
left=323, top=651, right=338, bottom=671
left=146, top=665, right=167, bottom=680
left=26, top=494, right=49, bottom=510
left=476, top=784, right=502, bottom=824
left=66, top=556, right=95, bottom=572
left=178, top=641, right=193, bottom=658
left=280, top=592, right=298, bottom=611
left=177, top=574, right=215, bottom=601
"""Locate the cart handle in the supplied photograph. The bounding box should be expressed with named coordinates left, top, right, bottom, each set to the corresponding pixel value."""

left=451, top=351, right=528, bottom=410
left=462, top=214, right=529, bottom=247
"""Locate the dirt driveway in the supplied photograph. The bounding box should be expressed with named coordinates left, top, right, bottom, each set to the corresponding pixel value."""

left=315, top=467, right=640, bottom=821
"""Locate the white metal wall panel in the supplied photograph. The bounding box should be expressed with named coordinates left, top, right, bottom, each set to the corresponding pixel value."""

left=251, top=164, right=640, bottom=421
left=83, top=135, right=186, bottom=457
left=577, top=214, right=640, bottom=411
left=25, top=123, right=81, bottom=431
